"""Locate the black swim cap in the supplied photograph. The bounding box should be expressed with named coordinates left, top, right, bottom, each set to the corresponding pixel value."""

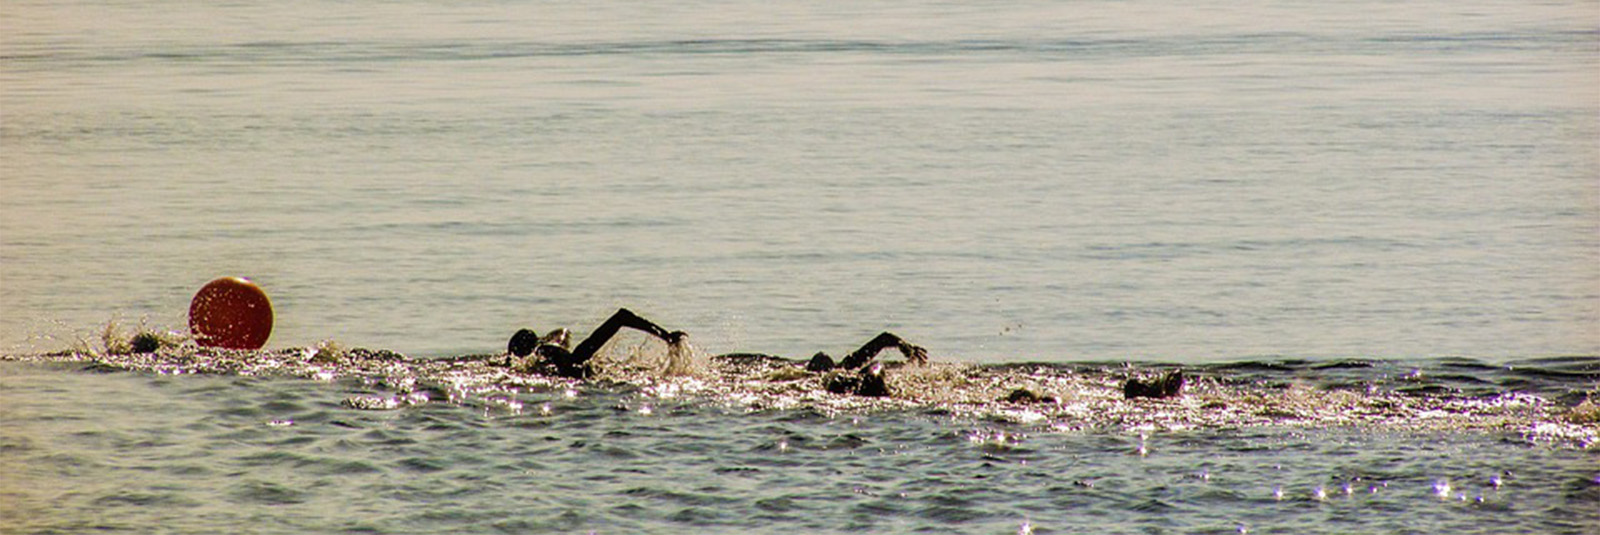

left=508, top=328, right=540, bottom=357
left=806, top=352, right=836, bottom=372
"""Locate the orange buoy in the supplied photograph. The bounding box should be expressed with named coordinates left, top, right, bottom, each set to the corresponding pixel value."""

left=189, top=277, right=274, bottom=350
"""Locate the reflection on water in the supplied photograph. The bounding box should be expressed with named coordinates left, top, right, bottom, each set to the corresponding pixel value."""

left=17, top=342, right=1599, bottom=438
left=1, top=347, right=1596, bottom=534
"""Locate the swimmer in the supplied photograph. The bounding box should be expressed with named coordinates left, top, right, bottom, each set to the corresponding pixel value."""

left=503, top=309, right=926, bottom=396
left=804, top=332, right=928, bottom=373
left=502, top=308, right=685, bottom=379
left=1123, top=369, right=1185, bottom=399
left=803, top=332, right=929, bottom=397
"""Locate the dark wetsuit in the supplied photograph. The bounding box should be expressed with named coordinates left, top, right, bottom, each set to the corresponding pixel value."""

left=504, top=311, right=928, bottom=397
left=518, top=344, right=594, bottom=379
left=805, top=332, right=927, bottom=372
left=1123, top=370, right=1185, bottom=399
left=804, top=332, right=928, bottom=397
left=506, top=308, right=682, bottom=379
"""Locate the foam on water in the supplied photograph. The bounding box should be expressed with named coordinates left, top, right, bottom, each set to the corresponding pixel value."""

left=3, top=0, right=1598, bottom=531
left=593, top=335, right=710, bottom=379
left=3, top=347, right=1597, bottom=534
left=7, top=342, right=1594, bottom=447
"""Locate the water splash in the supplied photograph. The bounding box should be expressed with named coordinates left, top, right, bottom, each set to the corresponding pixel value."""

left=663, top=337, right=708, bottom=377
left=590, top=332, right=709, bottom=379
left=3, top=346, right=1596, bottom=447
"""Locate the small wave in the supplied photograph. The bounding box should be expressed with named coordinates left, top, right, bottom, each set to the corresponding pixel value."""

left=6, top=30, right=1573, bottom=71
left=3, top=347, right=1595, bottom=447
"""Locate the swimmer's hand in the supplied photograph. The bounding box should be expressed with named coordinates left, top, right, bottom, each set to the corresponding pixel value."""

left=666, top=331, right=688, bottom=345
left=899, top=341, right=928, bottom=364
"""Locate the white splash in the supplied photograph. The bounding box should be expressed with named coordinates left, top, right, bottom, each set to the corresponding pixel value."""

left=663, top=337, right=708, bottom=377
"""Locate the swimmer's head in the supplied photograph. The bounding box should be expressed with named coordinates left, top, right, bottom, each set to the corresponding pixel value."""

left=508, top=328, right=540, bottom=357
left=806, top=352, right=836, bottom=372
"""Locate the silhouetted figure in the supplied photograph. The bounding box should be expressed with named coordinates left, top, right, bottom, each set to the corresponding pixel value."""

left=1003, top=388, right=1058, bottom=404
left=504, top=312, right=928, bottom=396
left=1123, top=370, right=1185, bottom=399
left=804, top=332, right=928, bottom=372
left=806, top=332, right=928, bottom=397
left=504, top=308, right=684, bottom=379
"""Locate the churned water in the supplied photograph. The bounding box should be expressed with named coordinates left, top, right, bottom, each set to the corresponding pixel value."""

left=1, top=348, right=1597, bottom=534
left=2, top=0, right=1598, bottom=533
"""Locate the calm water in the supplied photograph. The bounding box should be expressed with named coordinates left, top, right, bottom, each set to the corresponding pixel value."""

left=2, top=1, right=1598, bottom=533
left=3, top=0, right=1596, bottom=360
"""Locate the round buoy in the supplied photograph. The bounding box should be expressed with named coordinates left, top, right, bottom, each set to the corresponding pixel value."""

left=189, top=277, right=273, bottom=350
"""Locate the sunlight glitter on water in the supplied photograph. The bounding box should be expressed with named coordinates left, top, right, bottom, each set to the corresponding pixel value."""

left=27, top=345, right=1595, bottom=453
left=4, top=353, right=1596, bottom=535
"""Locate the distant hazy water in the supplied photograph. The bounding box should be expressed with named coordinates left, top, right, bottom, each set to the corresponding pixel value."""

left=2, top=0, right=1597, bottom=361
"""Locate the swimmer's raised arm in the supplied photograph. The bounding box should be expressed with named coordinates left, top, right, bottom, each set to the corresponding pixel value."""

left=571, top=308, right=686, bottom=362
left=837, top=332, right=927, bottom=370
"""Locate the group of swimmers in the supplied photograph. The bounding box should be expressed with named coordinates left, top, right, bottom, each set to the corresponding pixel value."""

left=176, top=278, right=1179, bottom=400
left=497, top=308, right=1183, bottom=400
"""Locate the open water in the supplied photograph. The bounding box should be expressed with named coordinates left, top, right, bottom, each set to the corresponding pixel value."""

left=2, top=348, right=1598, bottom=534
left=2, top=0, right=1598, bottom=533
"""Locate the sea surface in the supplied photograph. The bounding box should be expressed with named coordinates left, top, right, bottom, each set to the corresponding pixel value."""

left=2, top=0, right=1598, bottom=533
left=2, top=349, right=1598, bottom=534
